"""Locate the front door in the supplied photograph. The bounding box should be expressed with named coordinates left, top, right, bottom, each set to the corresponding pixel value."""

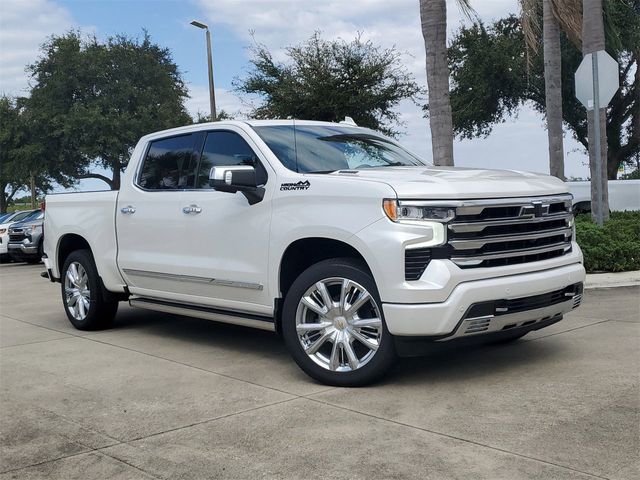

left=174, top=127, right=274, bottom=315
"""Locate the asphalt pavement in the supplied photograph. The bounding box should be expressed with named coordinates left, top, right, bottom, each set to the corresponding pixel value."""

left=1, top=263, right=638, bottom=479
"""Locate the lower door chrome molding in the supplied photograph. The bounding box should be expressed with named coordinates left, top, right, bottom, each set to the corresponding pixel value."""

left=129, top=297, right=275, bottom=332
left=122, top=268, right=264, bottom=291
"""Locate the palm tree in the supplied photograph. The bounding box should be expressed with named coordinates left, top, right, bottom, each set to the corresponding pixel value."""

left=521, top=0, right=582, bottom=180
left=581, top=0, right=610, bottom=222
left=543, top=0, right=565, bottom=179
left=419, top=0, right=473, bottom=167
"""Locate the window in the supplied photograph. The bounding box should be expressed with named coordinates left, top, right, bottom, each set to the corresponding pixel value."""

left=252, top=125, right=426, bottom=173
left=196, top=131, right=266, bottom=188
left=138, top=135, right=196, bottom=190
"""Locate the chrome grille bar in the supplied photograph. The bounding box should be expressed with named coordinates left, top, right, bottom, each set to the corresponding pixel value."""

left=445, top=195, right=573, bottom=268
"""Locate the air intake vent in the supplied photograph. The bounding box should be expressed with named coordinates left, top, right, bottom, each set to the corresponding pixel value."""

left=405, top=247, right=431, bottom=281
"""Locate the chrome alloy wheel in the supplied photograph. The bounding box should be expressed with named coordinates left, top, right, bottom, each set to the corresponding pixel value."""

left=64, top=262, right=91, bottom=320
left=295, top=277, right=383, bottom=372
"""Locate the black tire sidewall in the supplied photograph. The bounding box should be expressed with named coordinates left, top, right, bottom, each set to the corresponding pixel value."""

left=61, top=250, right=116, bottom=330
left=282, top=258, right=395, bottom=387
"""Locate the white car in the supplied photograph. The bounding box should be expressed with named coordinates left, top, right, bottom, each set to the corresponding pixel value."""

left=43, top=120, right=586, bottom=386
left=0, top=210, right=39, bottom=262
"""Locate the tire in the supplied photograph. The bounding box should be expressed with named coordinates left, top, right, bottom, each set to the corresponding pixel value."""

left=61, top=249, right=118, bottom=330
left=282, top=258, right=395, bottom=387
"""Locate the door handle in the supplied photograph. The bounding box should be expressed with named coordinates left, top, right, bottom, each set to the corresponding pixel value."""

left=121, top=206, right=136, bottom=215
left=182, top=205, right=202, bottom=215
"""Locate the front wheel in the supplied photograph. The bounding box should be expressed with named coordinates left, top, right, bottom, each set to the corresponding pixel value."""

left=282, top=258, right=395, bottom=386
left=61, top=249, right=118, bottom=330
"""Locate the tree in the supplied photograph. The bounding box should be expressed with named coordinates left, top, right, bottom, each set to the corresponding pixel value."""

left=582, top=0, right=610, bottom=221
left=447, top=6, right=638, bottom=180
left=0, top=96, right=59, bottom=213
left=419, top=0, right=474, bottom=166
left=27, top=31, right=192, bottom=190
left=0, top=97, right=28, bottom=213
left=235, top=32, right=420, bottom=137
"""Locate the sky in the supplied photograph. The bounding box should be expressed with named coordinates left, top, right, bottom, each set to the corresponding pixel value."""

left=0, top=0, right=592, bottom=192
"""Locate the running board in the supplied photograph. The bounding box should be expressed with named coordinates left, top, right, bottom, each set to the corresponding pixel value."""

left=129, top=297, right=276, bottom=332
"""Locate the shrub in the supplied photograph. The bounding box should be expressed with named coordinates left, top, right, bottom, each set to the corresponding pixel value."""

left=575, top=211, right=640, bottom=272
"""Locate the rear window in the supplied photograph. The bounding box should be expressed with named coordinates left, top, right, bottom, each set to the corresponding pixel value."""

left=138, top=134, right=196, bottom=190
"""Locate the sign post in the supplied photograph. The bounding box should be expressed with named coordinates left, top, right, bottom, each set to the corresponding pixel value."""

left=574, top=50, right=619, bottom=226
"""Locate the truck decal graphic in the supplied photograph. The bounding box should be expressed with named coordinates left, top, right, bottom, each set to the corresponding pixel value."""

left=280, top=180, right=310, bottom=191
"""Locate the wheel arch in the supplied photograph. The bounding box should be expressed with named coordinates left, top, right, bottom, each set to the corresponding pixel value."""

left=275, top=237, right=372, bottom=332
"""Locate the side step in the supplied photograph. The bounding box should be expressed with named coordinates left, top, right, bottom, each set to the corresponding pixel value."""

left=129, top=297, right=276, bottom=332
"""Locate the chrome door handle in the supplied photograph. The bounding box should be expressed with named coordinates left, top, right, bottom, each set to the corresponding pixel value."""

left=121, top=206, right=136, bottom=215
left=182, top=205, right=202, bottom=215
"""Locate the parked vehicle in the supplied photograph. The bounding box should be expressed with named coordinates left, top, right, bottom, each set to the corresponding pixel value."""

left=0, top=210, right=39, bottom=263
left=43, top=120, right=586, bottom=386
left=568, top=180, right=640, bottom=213
left=8, top=210, right=45, bottom=264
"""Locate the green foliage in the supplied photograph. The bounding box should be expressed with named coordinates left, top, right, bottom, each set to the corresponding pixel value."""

left=575, top=211, right=640, bottom=272
left=27, top=31, right=192, bottom=189
left=448, top=3, right=639, bottom=178
left=235, top=32, right=421, bottom=136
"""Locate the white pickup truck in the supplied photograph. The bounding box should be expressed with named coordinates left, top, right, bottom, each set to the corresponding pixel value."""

left=44, top=120, right=586, bottom=386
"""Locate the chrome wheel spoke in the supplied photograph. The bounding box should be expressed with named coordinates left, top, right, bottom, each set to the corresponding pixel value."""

left=305, top=330, right=334, bottom=355
left=328, top=337, right=341, bottom=371
left=301, top=296, right=327, bottom=316
left=350, top=328, right=379, bottom=351
left=347, top=290, right=370, bottom=314
left=351, top=317, right=382, bottom=328
left=315, top=281, right=334, bottom=310
left=342, top=338, right=360, bottom=370
left=296, top=321, right=332, bottom=333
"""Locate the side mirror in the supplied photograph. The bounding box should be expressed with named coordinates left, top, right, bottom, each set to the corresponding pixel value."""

left=209, top=166, right=265, bottom=205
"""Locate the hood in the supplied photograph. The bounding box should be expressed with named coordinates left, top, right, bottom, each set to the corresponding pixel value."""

left=328, top=166, right=568, bottom=199
left=10, top=219, right=43, bottom=230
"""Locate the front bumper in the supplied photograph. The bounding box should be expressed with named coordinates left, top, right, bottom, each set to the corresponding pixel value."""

left=382, top=262, right=585, bottom=337
left=8, top=241, right=39, bottom=256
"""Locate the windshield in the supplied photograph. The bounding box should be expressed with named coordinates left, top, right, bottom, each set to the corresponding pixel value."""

left=3, top=210, right=35, bottom=224
left=252, top=124, right=426, bottom=173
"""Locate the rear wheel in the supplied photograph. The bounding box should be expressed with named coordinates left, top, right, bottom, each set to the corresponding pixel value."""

left=282, top=258, right=395, bottom=386
left=61, top=249, right=118, bottom=330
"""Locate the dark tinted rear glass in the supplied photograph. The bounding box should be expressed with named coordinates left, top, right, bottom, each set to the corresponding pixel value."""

left=138, top=134, right=196, bottom=190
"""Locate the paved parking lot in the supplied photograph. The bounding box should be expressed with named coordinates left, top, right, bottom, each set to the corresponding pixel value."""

left=0, top=263, right=638, bottom=479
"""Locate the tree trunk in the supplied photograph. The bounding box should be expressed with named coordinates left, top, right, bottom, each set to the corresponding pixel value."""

left=0, top=182, right=6, bottom=214
left=543, top=0, right=565, bottom=180
left=420, top=0, right=455, bottom=166
left=111, top=158, right=121, bottom=191
left=582, top=0, right=610, bottom=222
left=30, top=173, right=36, bottom=209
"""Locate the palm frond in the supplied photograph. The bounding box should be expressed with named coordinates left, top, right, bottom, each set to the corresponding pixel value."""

left=551, top=0, right=582, bottom=49
left=455, top=0, right=478, bottom=21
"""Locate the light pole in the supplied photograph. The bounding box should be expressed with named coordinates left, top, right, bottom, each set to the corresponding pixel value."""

left=190, top=19, right=217, bottom=121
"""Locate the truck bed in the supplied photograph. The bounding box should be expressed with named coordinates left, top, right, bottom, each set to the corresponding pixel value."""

left=44, top=191, right=125, bottom=291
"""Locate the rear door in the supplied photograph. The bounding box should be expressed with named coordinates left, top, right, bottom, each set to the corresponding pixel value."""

left=116, top=133, right=199, bottom=297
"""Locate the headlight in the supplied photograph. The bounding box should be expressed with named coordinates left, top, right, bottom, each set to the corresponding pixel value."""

left=383, top=199, right=456, bottom=224
left=30, top=225, right=42, bottom=233
left=0, top=228, right=6, bottom=235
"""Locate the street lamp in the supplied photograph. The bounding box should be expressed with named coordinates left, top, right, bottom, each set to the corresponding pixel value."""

left=190, top=19, right=217, bottom=120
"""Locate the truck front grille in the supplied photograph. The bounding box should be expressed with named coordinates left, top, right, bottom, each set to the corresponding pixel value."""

left=446, top=195, right=573, bottom=269
left=9, top=229, right=26, bottom=242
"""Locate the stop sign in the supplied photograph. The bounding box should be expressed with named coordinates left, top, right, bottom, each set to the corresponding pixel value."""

left=575, top=50, right=619, bottom=109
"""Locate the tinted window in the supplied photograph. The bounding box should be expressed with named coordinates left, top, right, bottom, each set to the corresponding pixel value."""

left=138, top=135, right=195, bottom=190
left=197, top=131, right=266, bottom=188
left=253, top=125, right=425, bottom=173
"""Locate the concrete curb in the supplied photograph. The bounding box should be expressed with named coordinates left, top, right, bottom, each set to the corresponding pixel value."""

left=585, top=270, right=640, bottom=289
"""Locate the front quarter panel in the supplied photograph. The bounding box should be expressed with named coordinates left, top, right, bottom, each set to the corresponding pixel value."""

left=269, top=174, right=396, bottom=298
